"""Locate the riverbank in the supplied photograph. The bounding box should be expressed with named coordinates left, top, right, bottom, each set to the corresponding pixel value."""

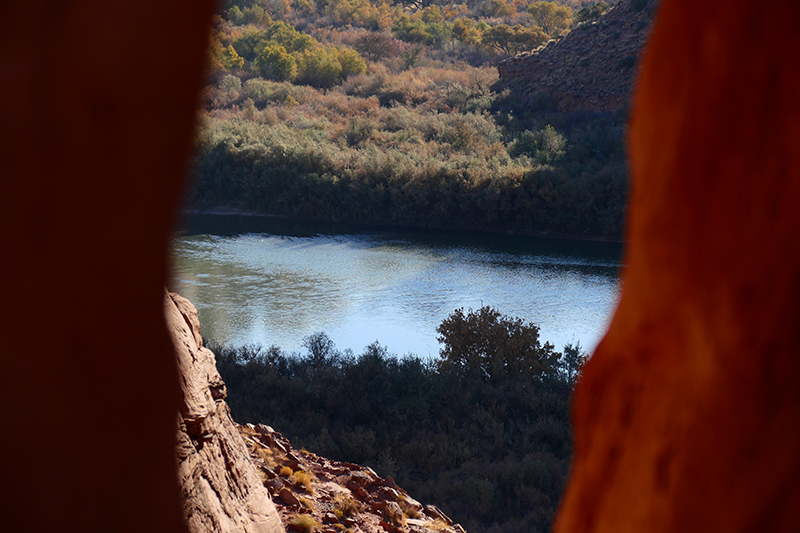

left=179, top=208, right=627, bottom=245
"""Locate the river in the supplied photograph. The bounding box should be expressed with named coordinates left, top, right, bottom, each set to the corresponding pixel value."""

left=170, top=214, right=622, bottom=358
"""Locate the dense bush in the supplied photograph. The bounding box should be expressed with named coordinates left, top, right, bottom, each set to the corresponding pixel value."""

left=213, top=307, right=586, bottom=532
left=191, top=62, right=628, bottom=237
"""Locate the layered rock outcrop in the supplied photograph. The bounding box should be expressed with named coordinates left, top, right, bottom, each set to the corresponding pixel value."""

left=497, top=1, right=655, bottom=112
left=167, top=291, right=284, bottom=533
left=167, top=290, right=465, bottom=533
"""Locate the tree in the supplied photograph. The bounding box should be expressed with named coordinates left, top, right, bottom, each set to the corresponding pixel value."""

left=254, top=44, right=297, bottom=80
left=527, top=1, right=573, bottom=37
left=436, top=306, right=558, bottom=382
left=303, top=331, right=337, bottom=368
left=481, top=24, right=548, bottom=56
left=232, top=27, right=269, bottom=61
left=558, top=342, right=587, bottom=385
left=452, top=18, right=483, bottom=46
left=575, top=2, right=608, bottom=24
left=335, top=47, right=367, bottom=78
left=481, top=0, right=515, bottom=18
left=220, top=45, right=245, bottom=70
left=295, top=46, right=343, bottom=87
left=354, top=32, right=399, bottom=62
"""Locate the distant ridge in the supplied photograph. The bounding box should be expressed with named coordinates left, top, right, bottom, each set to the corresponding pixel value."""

left=496, top=0, right=657, bottom=113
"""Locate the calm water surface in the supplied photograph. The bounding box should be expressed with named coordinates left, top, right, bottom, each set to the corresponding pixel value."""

left=170, top=215, right=623, bottom=358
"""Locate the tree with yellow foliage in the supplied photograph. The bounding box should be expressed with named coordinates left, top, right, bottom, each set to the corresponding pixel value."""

left=221, top=45, right=245, bottom=70
left=527, top=1, right=573, bottom=37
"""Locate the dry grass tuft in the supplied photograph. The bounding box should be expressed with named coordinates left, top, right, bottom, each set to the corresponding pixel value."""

left=333, top=494, right=361, bottom=518
left=299, top=496, right=315, bottom=511
left=289, top=514, right=320, bottom=533
left=279, top=466, right=293, bottom=477
left=290, top=470, right=315, bottom=493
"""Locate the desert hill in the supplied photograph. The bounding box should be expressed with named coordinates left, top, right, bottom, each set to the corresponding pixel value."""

left=497, top=0, right=657, bottom=113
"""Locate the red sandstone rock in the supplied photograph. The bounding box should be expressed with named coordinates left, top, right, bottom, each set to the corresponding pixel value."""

left=279, top=488, right=301, bottom=508
left=424, top=505, right=453, bottom=525
left=553, top=1, right=800, bottom=532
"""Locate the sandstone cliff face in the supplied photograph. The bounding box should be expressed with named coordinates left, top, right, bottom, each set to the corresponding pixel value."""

left=497, top=1, right=655, bottom=112
left=166, top=291, right=285, bottom=533
left=167, top=291, right=466, bottom=533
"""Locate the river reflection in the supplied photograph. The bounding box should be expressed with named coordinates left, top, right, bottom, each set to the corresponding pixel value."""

left=170, top=215, right=622, bottom=358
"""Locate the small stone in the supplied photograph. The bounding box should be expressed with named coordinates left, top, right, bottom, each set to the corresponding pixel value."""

left=379, top=520, right=398, bottom=533
left=279, top=488, right=300, bottom=507
left=424, top=505, right=453, bottom=526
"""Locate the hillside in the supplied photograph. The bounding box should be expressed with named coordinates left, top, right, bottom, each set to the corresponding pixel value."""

left=497, top=0, right=657, bottom=112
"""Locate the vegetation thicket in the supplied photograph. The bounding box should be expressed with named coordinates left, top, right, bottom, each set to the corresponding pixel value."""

left=190, top=0, right=630, bottom=238
left=214, top=306, right=587, bottom=533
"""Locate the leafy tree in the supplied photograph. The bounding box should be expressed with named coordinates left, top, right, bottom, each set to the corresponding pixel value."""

left=481, top=0, right=515, bottom=18
left=558, top=342, right=587, bottom=385
left=419, top=5, right=446, bottom=23
left=509, top=124, right=567, bottom=164
left=452, top=18, right=482, bottom=46
left=354, top=32, right=399, bottom=61
left=254, top=44, right=298, bottom=80
left=220, top=74, right=243, bottom=92
left=220, top=44, right=245, bottom=70
left=227, top=5, right=245, bottom=24
left=228, top=4, right=272, bottom=25
left=481, top=24, right=548, bottom=55
left=527, top=1, right=573, bottom=36
left=232, top=27, right=270, bottom=61
left=302, top=331, right=338, bottom=368
left=295, top=47, right=343, bottom=87
left=400, top=46, right=422, bottom=69
left=436, top=306, right=558, bottom=382
left=267, top=21, right=317, bottom=54
left=335, top=47, right=367, bottom=78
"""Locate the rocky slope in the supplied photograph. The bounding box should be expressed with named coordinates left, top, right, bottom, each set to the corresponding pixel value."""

left=496, top=0, right=657, bottom=113
left=241, top=423, right=467, bottom=533
left=167, top=290, right=466, bottom=533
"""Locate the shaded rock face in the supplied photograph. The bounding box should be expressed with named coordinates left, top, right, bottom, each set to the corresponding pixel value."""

left=497, top=1, right=656, bottom=112
left=166, top=292, right=284, bottom=533
left=0, top=2, right=215, bottom=531
left=554, top=0, right=800, bottom=531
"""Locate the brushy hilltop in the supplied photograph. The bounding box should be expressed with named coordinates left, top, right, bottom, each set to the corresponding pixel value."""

left=189, top=0, right=653, bottom=239
left=496, top=0, right=656, bottom=112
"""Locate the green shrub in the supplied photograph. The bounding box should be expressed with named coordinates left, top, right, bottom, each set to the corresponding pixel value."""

left=296, top=47, right=342, bottom=87
left=220, top=74, right=242, bottom=93
left=255, top=44, right=298, bottom=81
